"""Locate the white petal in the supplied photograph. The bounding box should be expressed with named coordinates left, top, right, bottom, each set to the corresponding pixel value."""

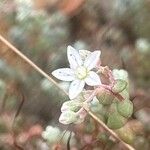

left=84, top=51, right=101, bottom=70
left=85, top=71, right=101, bottom=86
left=79, top=50, right=91, bottom=61
left=52, top=68, right=75, bottom=81
left=69, top=80, right=85, bottom=99
left=67, top=46, right=83, bottom=69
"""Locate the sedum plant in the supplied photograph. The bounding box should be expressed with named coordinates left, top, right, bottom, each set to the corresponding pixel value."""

left=52, top=46, right=133, bottom=129
left=0, top=34, right=136, bottom=149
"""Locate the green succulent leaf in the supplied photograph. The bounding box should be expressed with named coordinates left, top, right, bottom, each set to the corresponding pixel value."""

left=117, top=100, right=133, bottom=118
left=96, top=90, right=114, bottom=105
left=112, top=79, right=127, bottom=93
left=120, top=89, right=130, bottom=99
left=107, top=111, right=127, bottom=129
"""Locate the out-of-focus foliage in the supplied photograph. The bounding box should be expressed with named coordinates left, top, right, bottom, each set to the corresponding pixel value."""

left=0, top=0, right=150, bottom=149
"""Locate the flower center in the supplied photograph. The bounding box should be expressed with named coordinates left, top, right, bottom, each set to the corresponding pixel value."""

left=76, top=66, right=87, bottom=79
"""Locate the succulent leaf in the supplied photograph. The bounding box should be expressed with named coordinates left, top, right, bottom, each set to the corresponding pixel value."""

left=117, top=100, right=133, bottom=118
left=112, top=79, right=127, bottom=93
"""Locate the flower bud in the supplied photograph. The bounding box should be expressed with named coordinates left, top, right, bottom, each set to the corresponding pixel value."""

left=96, top=90, right=114, bottom=105
left=61, top=100, right=82, bottom=112
left=59, top=111, right=78, bottom=125
left=117, top=100, right=133, bottom=118
left=112, top=79, right=127, bottom=94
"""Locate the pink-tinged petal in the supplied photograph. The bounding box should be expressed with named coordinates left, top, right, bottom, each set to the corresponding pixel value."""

left=84, top=51, right=101, bottom=70
left=69, top=80, right=85, bottom=99
left=67, top=46, right=83, bottom=69
left=85, top=71, right=101, bottom=86
left=52, top=68, right=75, bottom=81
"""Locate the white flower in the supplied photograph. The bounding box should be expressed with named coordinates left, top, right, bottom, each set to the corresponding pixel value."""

left=52, top=46, right=101, bottom=99
left=79, top=49, right=91, bottom=61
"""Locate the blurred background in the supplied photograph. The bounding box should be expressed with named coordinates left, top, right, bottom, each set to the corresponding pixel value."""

left=0, top=0, right=150, bottom=149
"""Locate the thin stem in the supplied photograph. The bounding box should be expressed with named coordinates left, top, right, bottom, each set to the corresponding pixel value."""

left=0, top=34, right=135, bottom=150
left=0, top=35, right=68, bottom=96
left=84, top=108, right=135, bottom=150
left=77, top=89, right=98, bottom=116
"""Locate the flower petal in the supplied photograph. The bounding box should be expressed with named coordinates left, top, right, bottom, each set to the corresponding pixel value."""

left=67, top=46, right=83, bottom=69
left=69, top=80, right=85, bottom=99
left=84, top=51, right=101, bottom=70
left=79, top=50, right=91, bottom=61
left=52, top=68, right=75, bottom=81
left=85, top=71, right=101, bottom=86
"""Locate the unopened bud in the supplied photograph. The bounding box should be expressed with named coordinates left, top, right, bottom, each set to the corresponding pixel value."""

left=59, top=111, right=78, bottom=125
left=61, top=100, right=82, bottom=112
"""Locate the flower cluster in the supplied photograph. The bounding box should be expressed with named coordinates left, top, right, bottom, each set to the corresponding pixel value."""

left=52, top=46, right=133, bottom=128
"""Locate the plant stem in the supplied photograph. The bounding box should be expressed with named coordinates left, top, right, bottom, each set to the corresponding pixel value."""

left=0, top=34, right=135, bottom=150
left=0, top=35, right=68, bottom=96
left=83, top=107, right=135, bottom=150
